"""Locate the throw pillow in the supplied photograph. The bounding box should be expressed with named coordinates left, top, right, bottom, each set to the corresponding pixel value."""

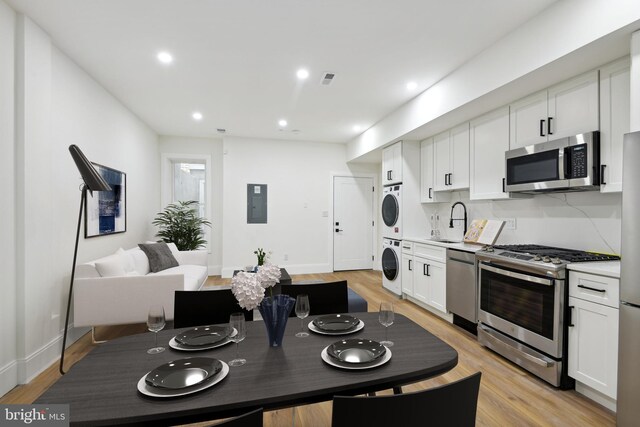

left=95, top=258, right=127, bottom=277
left=116, top=248, right=136, bottom=273
left=130, top=248, right=151, bottom=275
left=138, top=242, right=179, bottom=273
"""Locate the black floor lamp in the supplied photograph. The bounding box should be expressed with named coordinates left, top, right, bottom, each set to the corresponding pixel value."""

left=59, top=145, right=112, bottom=375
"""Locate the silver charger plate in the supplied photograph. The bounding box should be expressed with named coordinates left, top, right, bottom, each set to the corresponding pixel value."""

left=137, top=361, right=229, bottom=398
left=321, top=346, right=392, bottom=370
left=308, top=320, right=364, bottom=336
left=169, top=328, right=237, bottom=352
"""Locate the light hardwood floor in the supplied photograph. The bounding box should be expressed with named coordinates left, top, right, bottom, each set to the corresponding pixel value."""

left=1, top=271, right=615, bottom=426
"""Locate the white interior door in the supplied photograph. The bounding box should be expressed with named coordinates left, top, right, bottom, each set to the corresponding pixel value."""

left=333, top=176, right=374, bottom=271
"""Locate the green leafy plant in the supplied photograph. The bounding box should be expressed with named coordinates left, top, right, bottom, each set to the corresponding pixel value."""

left=152, top=201, right=211, bottom=251
left=254, top=248, right=267, bottom=266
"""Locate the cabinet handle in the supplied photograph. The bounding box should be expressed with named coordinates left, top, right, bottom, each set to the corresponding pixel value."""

left=387, top=171, right=392, bottom=181
left=568, top=305, right=574, bottom=327
left=408, top=260, right=412, bottom=271
left=444, top=173, right=448, bottom=186
left=547, top=117, right=553, bottom=135
left=447, top=173, right=452, bottom=186
left=577, top=284, right=606, bottom=293
left=428, top=187, right=432, bottom=199
left=601, top=164, right=606, bottom=185
left=502, top=177, right=506, bottom=193
left=539, top=119, right=546, bottom=137
left=423, top=264, right=430, bottom=276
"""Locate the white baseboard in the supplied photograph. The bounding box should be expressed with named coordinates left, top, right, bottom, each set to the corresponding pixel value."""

left=15, top=325, right=88, bottom=385
left=0, top=360, right=18, bottom=397
left=404, top=295, right=453, bottom=323
left=575, top=381, right=617, bottom=412
left=207, top=264, right=222, bottom=276
left=221, top=263, right=332, bottom=278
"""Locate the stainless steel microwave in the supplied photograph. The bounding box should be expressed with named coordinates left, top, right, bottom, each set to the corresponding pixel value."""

left=505, top=131, right=600, bottom=193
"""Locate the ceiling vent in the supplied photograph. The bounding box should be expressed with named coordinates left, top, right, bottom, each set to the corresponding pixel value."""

left=321, top=72, right=336, bottom=85
left=216, top=128, right=226, bottom=134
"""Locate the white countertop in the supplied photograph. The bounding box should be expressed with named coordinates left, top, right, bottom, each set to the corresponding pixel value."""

left=567, top=261, right=620, bottom=278
left=402, top=236, right=484, bottom=253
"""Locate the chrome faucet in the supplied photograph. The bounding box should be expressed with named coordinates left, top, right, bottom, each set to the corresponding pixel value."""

left=449, top=202, right=468, bottom=236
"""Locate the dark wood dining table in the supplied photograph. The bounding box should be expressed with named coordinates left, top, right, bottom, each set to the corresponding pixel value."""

left=37, top=312, right=458, bottom=426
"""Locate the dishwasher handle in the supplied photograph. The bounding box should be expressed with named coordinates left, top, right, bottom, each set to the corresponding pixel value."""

left=448, top=257, right=475, bottom=266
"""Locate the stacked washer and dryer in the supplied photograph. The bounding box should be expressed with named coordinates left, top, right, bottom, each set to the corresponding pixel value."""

left=380, top=141, right=421, bottom=297
left=382, top=184, right=403, bottom=295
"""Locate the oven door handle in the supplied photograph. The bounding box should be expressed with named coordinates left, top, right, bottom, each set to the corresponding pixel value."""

left=479, top=263, right=554, bottom=286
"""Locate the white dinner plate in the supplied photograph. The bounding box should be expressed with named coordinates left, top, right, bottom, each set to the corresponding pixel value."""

left=321, top=345, right=391, bottom=370
left=137, top=361, right=229, bottom=398
left=308, top=320, right=364, bottom=336
left=169, top=328, right=237, bottom=352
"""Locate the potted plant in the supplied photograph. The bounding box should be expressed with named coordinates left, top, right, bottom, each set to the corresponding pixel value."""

left=152, top=200, right=211, bottom=250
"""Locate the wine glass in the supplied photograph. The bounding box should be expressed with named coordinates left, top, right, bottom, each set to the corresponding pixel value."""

left=147, top=305, right=166, bottom=354
left=379, top=301, right=394, bottom=347
left=228, top=313, right=247, bottom=367
left=295, top=294, right=310, bottom=338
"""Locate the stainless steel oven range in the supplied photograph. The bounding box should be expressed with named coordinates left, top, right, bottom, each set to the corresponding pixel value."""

left=476, top=244, right=619, bottom=388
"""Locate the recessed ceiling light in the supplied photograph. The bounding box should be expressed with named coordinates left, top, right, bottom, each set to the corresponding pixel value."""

left=296, top=68, right=309, bottom=80
left=406, top=81, right=418, bottom=90
left=278, top=119, right=288, bottom=127
left=192, top=112, right=203, bottom=121
left=353, top=125, right=362, bottom=132
left=157, top=51, right=173, bottom=64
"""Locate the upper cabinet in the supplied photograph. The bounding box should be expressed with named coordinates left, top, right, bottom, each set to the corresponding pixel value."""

left=382, top=142, right=403, bottom=185
left=599, top=57, right=630, bottom=193
left=510, top=71, right=599, bottom=149
left=421, top=138, right=450, bottom=204
left=433, top=123, right=470, bottom=191
left=470, top=107, right=513, bottom=200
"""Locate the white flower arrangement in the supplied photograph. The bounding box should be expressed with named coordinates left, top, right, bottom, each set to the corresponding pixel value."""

left=231, top=263, right=281, bottom=311
left=256, top=263, right=282, bottom=289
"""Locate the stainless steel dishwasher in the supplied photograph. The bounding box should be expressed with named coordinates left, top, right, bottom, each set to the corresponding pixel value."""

left=446, top=249, right=477, bottom=333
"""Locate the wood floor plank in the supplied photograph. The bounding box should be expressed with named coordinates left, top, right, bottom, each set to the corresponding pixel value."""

left=1, top=270, right=615, bottom=426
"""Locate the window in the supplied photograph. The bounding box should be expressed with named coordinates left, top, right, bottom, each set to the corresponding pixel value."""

left=161, top=153, right=212, bottom=252
left=172, top=161, right=206, bottom=217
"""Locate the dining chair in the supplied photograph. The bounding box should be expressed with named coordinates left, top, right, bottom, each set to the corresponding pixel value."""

left=280, top=280, right=349, bottom=317
left=211, top=408, right=263, bottom=427
left=331, top=372, right=482, bottom=427
left=174, top=289, right=253, bottom=329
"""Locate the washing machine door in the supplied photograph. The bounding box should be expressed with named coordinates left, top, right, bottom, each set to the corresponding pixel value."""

left=382, top=247, right=399, bottom=281
left=381, top=193, right=399, bottom=227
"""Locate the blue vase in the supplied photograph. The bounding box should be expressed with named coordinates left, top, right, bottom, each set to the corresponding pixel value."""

left=258, top=294, right=295, bottom=347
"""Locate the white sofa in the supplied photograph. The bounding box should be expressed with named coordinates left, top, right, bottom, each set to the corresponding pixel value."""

left=73, top=244, right=208, bottom=328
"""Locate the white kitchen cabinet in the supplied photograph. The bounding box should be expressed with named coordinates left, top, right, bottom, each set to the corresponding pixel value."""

left=470, top=107, right=513, bottom=200
left=568, top=296, right=619, bottom=400
left=401, top=240, right=414, bottom=298
left=411, top=256, right=447, bottom=314
left=510, top=71, right=599, bottom=149
left=420, top=138, right=450, bottom=204
left=433, top=123, right=469, bottom=191
left=568, top=271, right=619, bottom=402
left=382, top=142, right=402, bottom=185
left=599, top=57, right=630, bottom=193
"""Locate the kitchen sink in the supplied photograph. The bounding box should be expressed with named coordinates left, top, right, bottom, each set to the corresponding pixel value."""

left=429, top=239, right=462, bottom=244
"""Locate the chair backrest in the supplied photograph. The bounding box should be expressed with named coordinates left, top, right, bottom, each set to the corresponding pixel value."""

left=280, top=280, right=349, bottom=317
left=213, top=408, right=263, bottom=427
left=331, top=372, right=482, bottom=427
left=173, top=289, right=253, bottom=329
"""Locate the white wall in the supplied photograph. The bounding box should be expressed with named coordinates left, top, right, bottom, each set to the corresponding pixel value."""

left=348, top=0, right=640, bottom=160
left=10, top=13, right=159, bottom=388
left=158, top=136, right=223, bottom=274
left=221, top=136, right=378, bottom=277
left=0, top=0, right=17, bottom=397
left=416, top=191, right=621, bottom=254
left=631, top=30, right=640, bottom=132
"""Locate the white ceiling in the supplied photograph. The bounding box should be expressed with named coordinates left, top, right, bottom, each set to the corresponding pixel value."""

left=7, top=0, right=559, bottom=143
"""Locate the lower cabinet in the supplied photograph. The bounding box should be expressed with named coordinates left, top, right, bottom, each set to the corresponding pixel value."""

left=568, top=271, right=619, bottom=402
left=412, top=256, right=447, bottom=314
left=401, top=255, right=414, bottom=297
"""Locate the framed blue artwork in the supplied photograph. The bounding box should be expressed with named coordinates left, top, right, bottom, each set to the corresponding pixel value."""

left=85, top=163, right=126, bottom=238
